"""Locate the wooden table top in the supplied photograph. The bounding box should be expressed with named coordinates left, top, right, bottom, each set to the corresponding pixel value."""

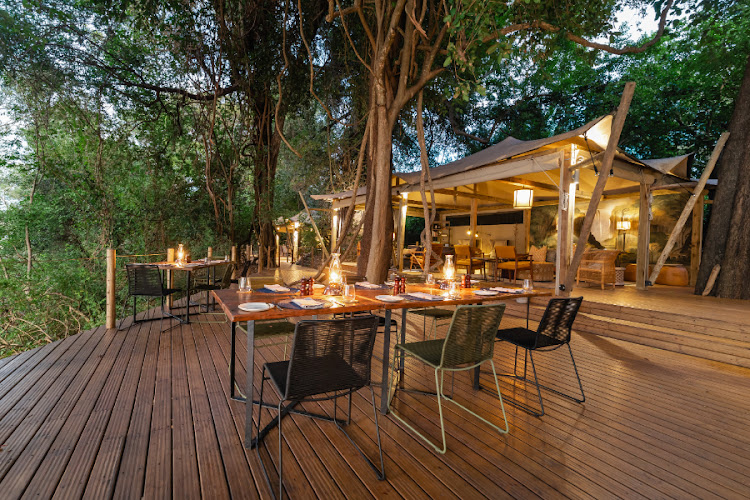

left=212, top=284, right=551, bottom=323
left=151, top=259, right=231, bottom=271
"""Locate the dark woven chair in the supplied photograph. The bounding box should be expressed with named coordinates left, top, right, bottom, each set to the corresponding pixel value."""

left=495, top=296, right=585, bottom=416
left=256, top=316, right=385, bottom=497
left=193, top=262, right=235, bottom=312
left=118, top=264, right=181, bottom=331
left=388, top=303, right=508, bottom=454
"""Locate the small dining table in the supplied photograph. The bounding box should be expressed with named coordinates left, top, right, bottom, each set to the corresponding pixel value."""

left=212, top=282, right=551, bottom=449
left=152, top=259, right=230, bottom=323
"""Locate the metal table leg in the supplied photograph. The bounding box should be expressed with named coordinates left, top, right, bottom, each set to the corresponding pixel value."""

left=379, top=309, right=393, bottom=414
left=244, top=320, right=255, bottom=448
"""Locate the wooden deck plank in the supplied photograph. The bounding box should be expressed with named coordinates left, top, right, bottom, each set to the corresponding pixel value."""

left=180, top=322, right=232, bottom=498
left=23, top=324, right=141, bottom=499
left=142, top=326, right=173, bottom=498
left=80, top=319, right=157, bottom=499
left=170, top=325, right=201, bottom=500
left=0, top=326, right=105, bottom=478
left=2, top=326, right=127, bottom=498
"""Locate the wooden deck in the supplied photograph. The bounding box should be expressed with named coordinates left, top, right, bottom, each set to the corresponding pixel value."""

left=0, top=296, right=749, bottom=499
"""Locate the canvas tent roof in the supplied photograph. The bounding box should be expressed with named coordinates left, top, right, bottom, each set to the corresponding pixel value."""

left=312, top=114, right=691, bottom=210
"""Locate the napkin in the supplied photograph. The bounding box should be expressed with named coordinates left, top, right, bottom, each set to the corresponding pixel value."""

left=291, top=298, right=324, bottom=309
left=355, top=281, right=379, bottom=289
left=264, top=284, right=290, bottom=292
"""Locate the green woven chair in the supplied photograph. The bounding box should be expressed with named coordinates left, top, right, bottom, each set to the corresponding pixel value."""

left=388, top=303, right=509, bottom=454
left=409, top=307, right=454, bottom=339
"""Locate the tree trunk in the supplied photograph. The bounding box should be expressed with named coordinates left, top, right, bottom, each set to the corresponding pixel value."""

left=696, top=55, right=750, bottom=297
left=359, top=79, right=394, bottom=282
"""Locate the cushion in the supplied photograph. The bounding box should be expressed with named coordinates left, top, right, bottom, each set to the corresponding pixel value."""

left=529, top=245, right=547, bottom=263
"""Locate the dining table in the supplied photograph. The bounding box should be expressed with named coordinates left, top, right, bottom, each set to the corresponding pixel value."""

left=152, top=258, right=231, bottom=324
left=211, top=282, right=552, bottom=449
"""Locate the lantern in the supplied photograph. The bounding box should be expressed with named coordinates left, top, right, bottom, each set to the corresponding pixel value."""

left=443, top=254, right=455, bottom=281
left=176, top=243, right=186, bottom=266
left=325, top=252, right=344, bottom=295
left=513, top=189, right=534, bottom=210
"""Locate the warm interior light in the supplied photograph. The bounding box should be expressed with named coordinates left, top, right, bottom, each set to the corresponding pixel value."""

left=402, top=192, right=409, bottom=200
left=513, top=189, right=534, bottom=209
left=616, top=220, right=631, bottom=231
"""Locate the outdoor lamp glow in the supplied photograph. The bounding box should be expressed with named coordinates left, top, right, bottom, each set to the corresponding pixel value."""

left=616, top=220, right=631, bottom=231
left=513, top=189, right=534, bottom=209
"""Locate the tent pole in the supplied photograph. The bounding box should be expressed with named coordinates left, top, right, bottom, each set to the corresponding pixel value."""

left=636, top=183, right=651, bottom=290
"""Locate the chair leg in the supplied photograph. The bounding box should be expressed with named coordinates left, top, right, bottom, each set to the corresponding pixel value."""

left=334, top=387, right=386, bottom=479
left=442, top=361, right=509, bottom=435
left=117, top=294, right=133, bottom=331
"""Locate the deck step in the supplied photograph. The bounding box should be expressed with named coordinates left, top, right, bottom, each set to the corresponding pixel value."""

left=503, top=298, right=750, bottom=369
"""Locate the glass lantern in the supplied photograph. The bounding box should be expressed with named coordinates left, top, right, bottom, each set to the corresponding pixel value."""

left=443, top=254, right=455, bottom=281
left=176, top=243, right=185, bottom=266
left=325, top=252, right=344, bottom=295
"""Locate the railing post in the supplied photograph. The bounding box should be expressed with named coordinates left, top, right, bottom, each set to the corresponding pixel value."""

left=207, top=246, right=213, bottom=259
left=231, top=245, right=237, bottom=263
left=106, top=248, right=116, bottom=329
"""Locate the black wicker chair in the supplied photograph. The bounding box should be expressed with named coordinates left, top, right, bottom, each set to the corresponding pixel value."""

left=494, top=296, right=585, bottom=416
left=118, top=264, right=181, bottom=331
left=256, top=316, right=385, bottom=497
left=192, top=262, right=235, bottom=312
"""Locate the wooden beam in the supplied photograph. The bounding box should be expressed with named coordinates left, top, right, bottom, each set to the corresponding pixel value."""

left=564, top=82, right=636, bottom=293
left=555, top=149, right=570, bottom=295
left=649, top=132, right=729, bottom=285
left=397, top=196, right=408, bottom=272
left=636, top=182, right=651, bottom=290
left=523, top=210, right=531, bottom=253
left=470, top=198, right=478, bottom=248
left=569, top=152, right=606, bottom=172
left=432, top=188, right=507, bottom=204
left=690, top=190, right=705, bottom=286
left=501, top=176, right=559, bottom=193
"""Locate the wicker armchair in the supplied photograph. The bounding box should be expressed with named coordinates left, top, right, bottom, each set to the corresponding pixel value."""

left=388, top=303, right=508, bottom=454
left=576, top=250, right=619, bottom=289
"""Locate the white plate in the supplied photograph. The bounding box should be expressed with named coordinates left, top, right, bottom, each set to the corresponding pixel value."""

left=238, top=302, right=273, bottom=312
left=313, top=283, right=325, bottom=289
left=375, top=295, right=404, bottom=302
left=474, top=290, right=499, bottom=296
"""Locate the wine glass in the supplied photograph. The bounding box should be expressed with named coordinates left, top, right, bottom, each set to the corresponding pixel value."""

left=342, top=284, right=356, bottom=304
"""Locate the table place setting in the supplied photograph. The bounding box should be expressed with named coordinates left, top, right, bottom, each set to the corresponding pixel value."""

left=257, top=284, right=297, bottom=294
left=238, top=302, right=274, bottom=312
left=355, top=281, right=390, bottom=290
left=488, top=286, right=525, bottom=294
left=375, top=295, right=405, bottom=302
left=474, top=289, right=500, bottom=296
left=277, top=297, right=331, bottom=310
left=400, top=291, right=445, bottom=302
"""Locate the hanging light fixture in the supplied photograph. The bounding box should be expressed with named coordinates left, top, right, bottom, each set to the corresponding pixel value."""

left=513, top=188, right=534, bottom=210
left=615, top=220, right=631, bottom=231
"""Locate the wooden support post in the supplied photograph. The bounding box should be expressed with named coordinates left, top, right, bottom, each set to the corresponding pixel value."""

left=563, top=81, right=636, bottom=293
left=690, top=191, right=705, bottom=286
left=276, top=233, right=281, bottom=268
left=230, top=245, right=237, bottom=263
left=470, top=197, right=478, bottom=248
left=397, top=195, right=408, bottom=272
left=556, top=150, right=572, bottom=296
left=106, top=248, right=116, bottom=329
left=293, top=226, right=300, bottom=264
left=331, top=209, right=339, bottom=255
left=207, top=246, right=212, bottom=259
left=649, top=132, right=729, bottom=285
left=636, top=183, right=651, bottom=290
left=166, top=247, right=175, bottom=308
left=523, top=209, right=531, bottom=253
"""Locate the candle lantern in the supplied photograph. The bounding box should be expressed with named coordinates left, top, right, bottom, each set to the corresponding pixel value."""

left=325, top=252, right=344, bottom=295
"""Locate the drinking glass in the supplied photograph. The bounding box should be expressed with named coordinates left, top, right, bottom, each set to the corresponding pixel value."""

left=238, top=277, right=251, bottom=292
left=523, top=279, right=533, bottom=292
left=426, top=273, right=435, bottom=285
left=448, top=280, right=460, bottom=299
left=342, top=284, right=356, bottom=304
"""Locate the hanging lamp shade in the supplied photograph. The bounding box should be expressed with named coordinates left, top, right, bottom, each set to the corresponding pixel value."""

left=513, top=189, right=534, bottom=209
left=616, top=220, right=631, bottom=231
